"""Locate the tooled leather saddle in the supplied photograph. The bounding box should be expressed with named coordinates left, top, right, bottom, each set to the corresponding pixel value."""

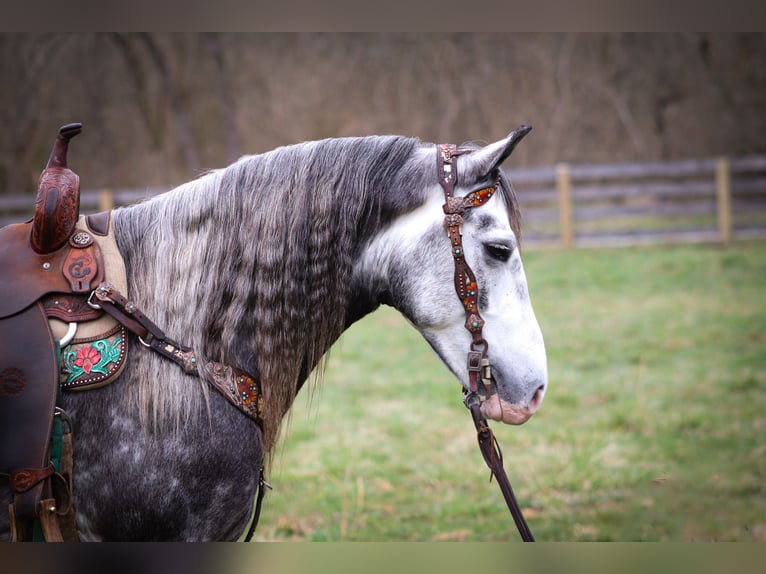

left=1, top=124, right=265, bottom=542
left=0, top=124, right=128, bottom=541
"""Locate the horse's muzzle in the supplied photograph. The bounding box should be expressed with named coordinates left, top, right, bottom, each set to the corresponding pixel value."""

left=480, top=383, right=545, bottom=425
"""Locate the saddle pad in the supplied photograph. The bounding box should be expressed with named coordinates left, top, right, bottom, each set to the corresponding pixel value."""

left=78, top=214, right=128, bottom=295
left=47, top=214, right=129, bottom=342
left=53, top=214, right=131, bottom=391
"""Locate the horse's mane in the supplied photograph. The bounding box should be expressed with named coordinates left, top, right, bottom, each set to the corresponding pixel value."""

left=112, top=135, right=523, bottom=453
left=113, top=136, right=425, bottom=451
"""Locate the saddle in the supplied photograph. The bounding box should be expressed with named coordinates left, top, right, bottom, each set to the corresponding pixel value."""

left=0, top=124, right=128, bottom=541
left=2, top=124, right=266, bottom=542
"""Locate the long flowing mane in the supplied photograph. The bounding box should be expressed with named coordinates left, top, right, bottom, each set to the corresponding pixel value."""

left=111, top=135, right=522, bottom=452
left=112, top=136, right=425, bottom=449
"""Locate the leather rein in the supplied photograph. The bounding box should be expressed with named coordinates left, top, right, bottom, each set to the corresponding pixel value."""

left=437, top=144, right=535, bottom=542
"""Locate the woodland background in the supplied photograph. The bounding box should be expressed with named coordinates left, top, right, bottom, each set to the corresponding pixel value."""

left=1, top=33, right=765, bottom=194
left=1, top=33, right=765, bottom=542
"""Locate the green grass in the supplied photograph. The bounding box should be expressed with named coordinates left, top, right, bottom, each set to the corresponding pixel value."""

left=255, top=242, right=766, bottom=541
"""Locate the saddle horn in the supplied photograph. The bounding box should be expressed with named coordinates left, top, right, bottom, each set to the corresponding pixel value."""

left=31, top=123, right=83, bottom=254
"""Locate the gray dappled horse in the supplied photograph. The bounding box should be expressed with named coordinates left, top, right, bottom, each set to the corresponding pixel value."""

left=2, top=129, right=547, bottom=540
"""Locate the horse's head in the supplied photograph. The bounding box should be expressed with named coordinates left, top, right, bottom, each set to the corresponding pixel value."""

left=356, top=128, right=547, bottom=425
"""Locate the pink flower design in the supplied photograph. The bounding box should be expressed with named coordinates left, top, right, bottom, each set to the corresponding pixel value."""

left=74, top=346, right=101, bottom=374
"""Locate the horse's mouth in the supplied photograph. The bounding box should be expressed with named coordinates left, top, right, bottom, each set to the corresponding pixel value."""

left=479, top=383, right=544, bottom=425
left=480, top=393, right=533, bottom=425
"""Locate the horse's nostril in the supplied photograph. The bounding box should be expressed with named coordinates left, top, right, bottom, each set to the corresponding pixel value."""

left=529, top=384, right=545, bottom=413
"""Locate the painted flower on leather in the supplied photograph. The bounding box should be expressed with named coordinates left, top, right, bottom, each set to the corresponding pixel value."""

left=74, top=346, right=102, bottom=374
left=62, top=334, right=124, bottom=385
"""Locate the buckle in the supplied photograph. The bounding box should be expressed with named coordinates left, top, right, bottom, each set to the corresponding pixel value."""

left=463, top=389, right=481, bottom=409
left=467, top=350, right=483, bottom=372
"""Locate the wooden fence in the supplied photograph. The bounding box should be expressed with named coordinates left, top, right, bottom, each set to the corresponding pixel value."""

left=511, top=155, right=766, bottom=248
left=0, top=187, right=167, bottom=229
left=2, top=156, right=766, bottom=249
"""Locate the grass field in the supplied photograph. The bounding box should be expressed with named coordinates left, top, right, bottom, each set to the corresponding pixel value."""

left=254, top=241, right=766, bottom=541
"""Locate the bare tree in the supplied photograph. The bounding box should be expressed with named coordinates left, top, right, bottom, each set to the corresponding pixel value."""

left=2, top=33, right=765, bottom=196
left=109, top=33, right=166, bottom=150
left=204, top=33, right=242, bottom=162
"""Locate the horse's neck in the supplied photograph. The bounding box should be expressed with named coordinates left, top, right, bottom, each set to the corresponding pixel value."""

left=344, top=189, right=444, bottom=332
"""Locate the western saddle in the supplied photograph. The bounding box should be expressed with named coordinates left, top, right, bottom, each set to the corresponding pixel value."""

left=0, top=124, right=128, bottom=541
left=1, top=124, right=266, bottom=542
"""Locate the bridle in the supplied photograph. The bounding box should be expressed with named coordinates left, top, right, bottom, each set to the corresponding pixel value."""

left=438, top=143, right=496, bottom=395
left=437, top=143, right=535, bottom=542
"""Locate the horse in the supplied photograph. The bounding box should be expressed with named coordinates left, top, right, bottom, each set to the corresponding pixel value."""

left=0, top=127, right=547, bottom=541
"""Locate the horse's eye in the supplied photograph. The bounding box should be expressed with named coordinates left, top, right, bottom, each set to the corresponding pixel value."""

left=484, top=243, right=512, bottom=262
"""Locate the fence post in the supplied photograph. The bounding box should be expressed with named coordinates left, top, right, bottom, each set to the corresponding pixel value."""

left=556, top=163, right=573, bottom=249
left=98, top=189, right=114, bottom=212
left=715, top=157, right=732, bottom=244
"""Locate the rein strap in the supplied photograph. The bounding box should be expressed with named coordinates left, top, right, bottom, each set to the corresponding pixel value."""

left=465, top=393, right=535, bottom=542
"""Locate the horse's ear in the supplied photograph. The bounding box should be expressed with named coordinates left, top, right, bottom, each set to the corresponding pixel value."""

left=459, top=125, right=532, bottom=184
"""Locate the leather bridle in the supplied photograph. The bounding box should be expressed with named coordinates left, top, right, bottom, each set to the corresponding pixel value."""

left=437, top=143, right=535, bottom=542
left=438, top=144, right=496, bottom=395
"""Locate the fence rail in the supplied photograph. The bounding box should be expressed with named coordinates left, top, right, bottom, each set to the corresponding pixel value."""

left=511, top=154, right=766, bottom=248
left=2, top=156, right=766, bottom=249
left=0, top=188, right=167, bottom=229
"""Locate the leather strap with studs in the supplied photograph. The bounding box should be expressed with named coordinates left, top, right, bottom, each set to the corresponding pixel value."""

left=437, top=144, right=497, bottom=393
left=90, top=282, right=263, bottom=425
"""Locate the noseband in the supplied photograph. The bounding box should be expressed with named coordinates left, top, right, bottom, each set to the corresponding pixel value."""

left=437, top=144, right=535, bottom=542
